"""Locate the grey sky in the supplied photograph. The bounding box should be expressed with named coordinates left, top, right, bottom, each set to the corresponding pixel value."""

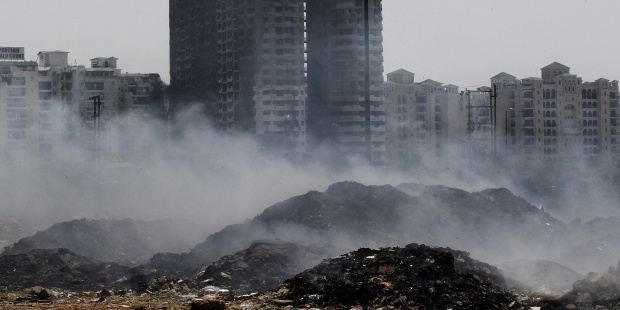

left=4, top=0, right=620, bottom=87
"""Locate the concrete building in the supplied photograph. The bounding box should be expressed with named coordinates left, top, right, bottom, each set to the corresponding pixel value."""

left=383, top=69, right=465, bottom=167
left=0, top=60, right=40, bottom=160
left=169, top=0, right=307, bottom=158
left=306, top=0, right=386, bottom=163
left=494, top=62, right=620, bottom=162
left=169, top=0, right=388, bottom=161
left=38, top=52, right=124, bottom=161
left=169, top=0, right=218, bottom=118
left=217, top=0, right=306, bottom=156
left=119, top=73, right=166, bottom=162
left=0, top=50, right=164, bottom=164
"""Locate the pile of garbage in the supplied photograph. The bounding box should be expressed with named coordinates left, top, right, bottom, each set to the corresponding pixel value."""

left=188, top=182, right=571, bottom=274
left=189, top=182, right=417, bottom=265
left=556, top=260, right=620, bottom=309
left=4, top=181, right=620, bottom=309
left=563, top=216, right=620, bottom=274
left=274, top=243, right=527, bottom=309
left=2, top=218, right=205, bottom=266
left=0, top=248, right=130, bottom=291
left=184, top=182, right=620, bottom=286
left=195, top=240, right=329, bottom=295
left=498, top=259, right=583, bottom=292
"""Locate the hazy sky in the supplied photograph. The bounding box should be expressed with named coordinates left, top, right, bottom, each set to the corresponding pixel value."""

left=3, top=0, right=620, bottom=88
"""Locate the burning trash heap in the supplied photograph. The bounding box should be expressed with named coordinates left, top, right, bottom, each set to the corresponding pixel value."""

left=273, top=243, right=524, bottom=309
left=2, top=181, right=620, bottom=309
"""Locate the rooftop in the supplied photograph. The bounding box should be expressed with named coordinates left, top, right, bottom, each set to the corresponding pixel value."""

left=541, top=62, right=570, bottom=70
left=38, top=50, right=68, bottom=54
left=491, top=72, right=517, bottom=80
left=0, top=61, right=37, bottom=66
left=387, top=68, right=415, bottom=76
left=420, top=79, right=442, bottom=86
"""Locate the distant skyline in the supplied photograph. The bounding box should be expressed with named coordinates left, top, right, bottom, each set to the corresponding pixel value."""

left=4, top=0, right=620, bottom=88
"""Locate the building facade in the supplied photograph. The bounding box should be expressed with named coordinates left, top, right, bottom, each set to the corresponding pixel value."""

left=169, top=0, right=387, bottom=162
left=0, top=60, right=40, bottom=160
left=306, top=0, right=386, bottom=163
left=0, top=51, right=165, bottom=165
left=169, top=0, right=218, bottom=119
left=218, top=0, right=306, bottom=156
left=169, top=0, right=307, bottom=158
left=383, top=69, right=465, bottom=167
left=495, top=62, right=620, bottom=162
left=119, top=73, right=166, bottom=162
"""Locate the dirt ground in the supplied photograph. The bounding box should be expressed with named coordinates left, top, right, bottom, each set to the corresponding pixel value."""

left=0, top=283, right=323, bottom=310
left=0, top=290, right=327, bottom=310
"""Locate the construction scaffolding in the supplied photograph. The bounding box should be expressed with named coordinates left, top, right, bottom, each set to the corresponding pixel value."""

left=462, top=85, right=497, bottom=166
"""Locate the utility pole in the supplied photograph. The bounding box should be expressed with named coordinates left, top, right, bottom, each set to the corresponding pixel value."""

left=490, top=84, right=498, bottom=157
left=505, top=106, right=514, bottom=159
left=505, top=109, right=508, bottom=158
left=465, top=90, right=472, bottom=167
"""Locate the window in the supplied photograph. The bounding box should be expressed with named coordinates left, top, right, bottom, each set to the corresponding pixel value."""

left=85, top=82, right=104, bottom=91
left=38, top=92, right=52, bottom=100
left=8, top=88, right=25, bottom=97
left=2, top=77, right=25, bottom=86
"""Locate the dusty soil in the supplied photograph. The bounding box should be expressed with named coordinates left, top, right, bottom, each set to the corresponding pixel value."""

left=0, top=286, right=356, bottom=309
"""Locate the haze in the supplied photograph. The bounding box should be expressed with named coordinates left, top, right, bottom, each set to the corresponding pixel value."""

left=4, top=0, right=620, bottom=85
left=0, top=0, right=619, bottom=281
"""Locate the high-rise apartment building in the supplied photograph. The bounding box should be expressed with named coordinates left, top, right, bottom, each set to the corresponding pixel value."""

left=170, top=0, right=386, bottom=161
left=169, top=0, right=218, bottom=118
left=495, top=62, right=620, bottom=161
left=383, top=69, right=465, bottom=167
left=169, top=0, right=307, bottom=157
left=383, top=63, right=620, bottom=166
left=217, top=0, right=306, bottom=155
left=306, top=0, right=385, bottom=163
left=0, top=60, right=39, bottom=160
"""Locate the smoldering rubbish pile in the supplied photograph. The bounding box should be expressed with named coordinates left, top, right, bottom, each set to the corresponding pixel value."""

left=0, top=243, right=533, bottom=309
left=1, top=181, right=620, bottom=309
left=274, top=243, right=525, bottom=309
